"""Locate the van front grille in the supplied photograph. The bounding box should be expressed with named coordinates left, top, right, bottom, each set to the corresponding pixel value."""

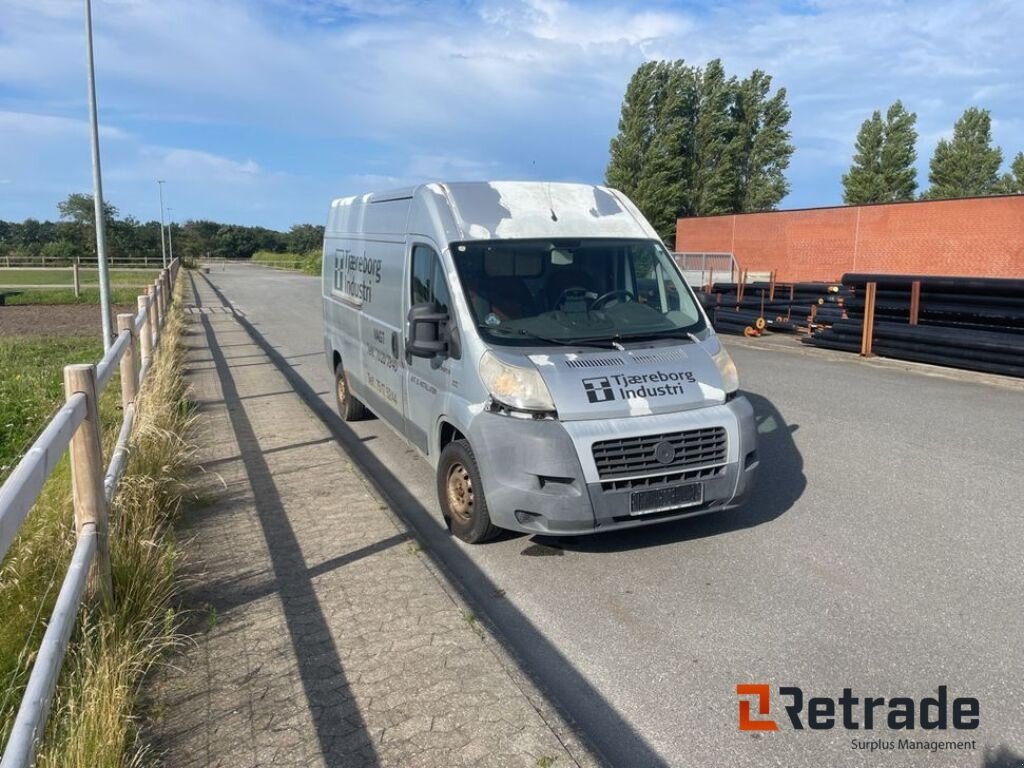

left=563, top=357, right=624, bottom=369
left=591, top=426, right=727, bottom=483
left=599, top=465, right=724, bottom=492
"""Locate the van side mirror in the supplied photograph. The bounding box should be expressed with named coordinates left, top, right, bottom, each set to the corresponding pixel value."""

left=407, top=302, right=449, bottom=358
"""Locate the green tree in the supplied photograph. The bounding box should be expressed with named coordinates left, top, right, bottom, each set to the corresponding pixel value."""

left=57, top=192, right=119, bottom=258
left=842, top=101, right=918, bottom=204
left=606, top=58, right=792, bottom=241
left=40, top=239, right=76, bottom=264
left=286, top=223, right=325, bottom=253
left=996, top=151, right=1024, bottom=193
left=732, top=70, right=793, bottom=211
left=880, top=101, right=918, bottom=201
left=606, top=61, right=688, bottom=240
left=842, top=111, right=886, bottom=204
left=924, top=107, right=1003, bottom=199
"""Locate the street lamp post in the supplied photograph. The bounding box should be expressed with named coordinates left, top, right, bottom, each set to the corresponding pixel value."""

left=157, top=180, right=168, bottom=268
left=167, top=207, right=175, bottom=263
left=84, top=0, right=113, bottom=348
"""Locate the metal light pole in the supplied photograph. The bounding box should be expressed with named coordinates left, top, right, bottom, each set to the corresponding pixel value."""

left=157, top=180, right=168, bottom=268
left=85, top=0, right=113, bottom=349
left=167, top=207, right=175, bottom=263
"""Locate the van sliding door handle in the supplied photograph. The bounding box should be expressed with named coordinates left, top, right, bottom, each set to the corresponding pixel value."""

left=391, top=331, right=399, bottom=358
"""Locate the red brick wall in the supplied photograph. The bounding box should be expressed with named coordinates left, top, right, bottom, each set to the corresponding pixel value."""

left=675, top=195, right=1024, bottom=282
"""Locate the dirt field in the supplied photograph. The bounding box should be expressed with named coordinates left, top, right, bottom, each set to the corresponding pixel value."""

left=0, top=304, right=135, bottom=337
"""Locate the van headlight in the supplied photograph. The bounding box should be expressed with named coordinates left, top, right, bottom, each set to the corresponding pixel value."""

left=478, top=351, right=555, bottom=413
left=709, top=339, right=739, bottom=394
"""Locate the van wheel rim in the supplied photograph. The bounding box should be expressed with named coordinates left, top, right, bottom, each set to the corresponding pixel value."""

left=336, top=372, right=347, bottom=403
left=446, top=463, right=473, bottom=522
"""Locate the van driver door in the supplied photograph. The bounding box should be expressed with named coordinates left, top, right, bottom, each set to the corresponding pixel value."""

left=404, top=242, right=453, bottom=456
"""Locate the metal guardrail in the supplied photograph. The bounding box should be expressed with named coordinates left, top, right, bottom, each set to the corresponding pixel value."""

left=0, top=258, right=180, bottom=768
left=674, top=252, right=739, bottom=288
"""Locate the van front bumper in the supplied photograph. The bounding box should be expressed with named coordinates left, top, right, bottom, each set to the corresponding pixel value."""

left=467, top=396, right=758, bottom=536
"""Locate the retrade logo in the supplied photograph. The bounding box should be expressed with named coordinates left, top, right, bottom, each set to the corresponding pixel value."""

left=735, top=684, right=979, bottom=732
left=581, top=376, right=615, bottom=403
left=736, top=684, right=779, bottom=731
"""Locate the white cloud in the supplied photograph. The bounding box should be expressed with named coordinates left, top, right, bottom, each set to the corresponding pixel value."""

left=0, top=110, right=132, bottom=141
left=1, top=0, right=1023, bottom=223
left=137, top=147, right=264, bottom=183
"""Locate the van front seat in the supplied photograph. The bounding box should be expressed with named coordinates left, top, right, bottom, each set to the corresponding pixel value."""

left=470, top=276, right=538, bottom=322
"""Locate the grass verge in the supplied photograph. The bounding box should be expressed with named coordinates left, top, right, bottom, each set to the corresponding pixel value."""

left=0, top=337, right=105, bottom=478
left=0, top=270, right=161, bottom=287
left=0, top=279, right=193, bottom=767
left=2, top=287, right=146, bottom=306
left=250, top=249, right=320, bottom=276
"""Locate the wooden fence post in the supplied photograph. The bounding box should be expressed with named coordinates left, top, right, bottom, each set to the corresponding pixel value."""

left=64, top=364, right=112, bottom=606
left=860, top=281, right=877, bottom=356
left=138, top=294, right=153, bottom=366
left=72, top=260, right=81, bottom=298
left=154, top=280, right=164, bottom=330
left=117, top=314, right=138, bottom=409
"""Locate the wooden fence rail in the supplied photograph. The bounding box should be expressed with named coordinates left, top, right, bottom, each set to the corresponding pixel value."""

left=0, top=258, right=181, bottom=768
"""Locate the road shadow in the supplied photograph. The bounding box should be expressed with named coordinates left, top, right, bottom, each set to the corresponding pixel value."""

left=198, top=272, right=667, bottom=768
left=549, top=391, right=804, bottom=553
left=982, top=745, right=1024, bottom=767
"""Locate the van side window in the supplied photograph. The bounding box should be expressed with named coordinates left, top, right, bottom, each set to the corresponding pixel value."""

left=411, top=245, right=450, bottom=314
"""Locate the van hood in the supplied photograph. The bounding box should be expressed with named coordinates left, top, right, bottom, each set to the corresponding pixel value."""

left=527, top=343, right=726, bottom=422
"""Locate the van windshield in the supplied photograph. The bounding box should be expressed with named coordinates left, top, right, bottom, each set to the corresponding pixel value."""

left=450, top=238, right=705, bottom=346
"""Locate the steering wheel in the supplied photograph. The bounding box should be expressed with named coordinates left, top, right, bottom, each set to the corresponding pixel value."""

left=554, top=286, right=592, bottom=309
left=591, top=289, right=636, bottom=309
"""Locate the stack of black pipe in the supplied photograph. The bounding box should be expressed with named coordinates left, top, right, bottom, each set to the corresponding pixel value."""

left=802, top=273, right=1024, bottom=377
left=704, top=280, right=848, bottom=333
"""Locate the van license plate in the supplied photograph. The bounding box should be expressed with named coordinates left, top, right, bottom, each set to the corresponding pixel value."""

left=630, top=483, right=703, bottom=516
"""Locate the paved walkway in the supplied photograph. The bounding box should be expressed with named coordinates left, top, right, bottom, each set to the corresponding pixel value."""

left=147, top=276, right=587, bottom=767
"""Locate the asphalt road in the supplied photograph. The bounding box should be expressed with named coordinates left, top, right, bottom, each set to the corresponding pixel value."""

left=193, top=264, right=1024, bottom=768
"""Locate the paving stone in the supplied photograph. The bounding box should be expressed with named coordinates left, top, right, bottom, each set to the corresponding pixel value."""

left=143, top=278, right=585, bottom=767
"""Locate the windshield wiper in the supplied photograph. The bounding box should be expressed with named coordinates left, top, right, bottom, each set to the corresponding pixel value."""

left=478, top=325, right=619, bottom=349
left=577, top=328, right=701, bottom=345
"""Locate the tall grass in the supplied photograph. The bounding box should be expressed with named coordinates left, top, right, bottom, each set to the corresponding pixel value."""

left=0, top=282, right=193, bottom=766
left=250, top=249, right=321, bottom=276
left=0, top=337, right=106, bottom=478
left=3, top=287, right=144, bottom=306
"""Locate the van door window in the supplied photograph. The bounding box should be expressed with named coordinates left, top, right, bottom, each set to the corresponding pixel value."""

left=411, top=245, right=450, bottom=313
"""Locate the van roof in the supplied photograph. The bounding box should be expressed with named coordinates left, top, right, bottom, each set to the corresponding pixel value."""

left=328, top=181, right=659, bottom=242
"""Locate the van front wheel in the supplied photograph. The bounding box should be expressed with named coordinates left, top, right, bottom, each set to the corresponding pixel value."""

left=334, top=360, right=368, bottom=421
left=437, top=439, right=500, bottom=544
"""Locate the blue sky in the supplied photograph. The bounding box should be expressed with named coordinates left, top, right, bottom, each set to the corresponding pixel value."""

left=1, top=0, right=1022, bottom=230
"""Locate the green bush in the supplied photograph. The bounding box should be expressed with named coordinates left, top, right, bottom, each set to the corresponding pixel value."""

left=250, top=250, right=321, bottom=276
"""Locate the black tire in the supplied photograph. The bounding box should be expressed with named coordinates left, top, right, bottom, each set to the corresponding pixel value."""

left=334, top=359, right=368, bottom=421
left=437, top=439, right=500, bottom=544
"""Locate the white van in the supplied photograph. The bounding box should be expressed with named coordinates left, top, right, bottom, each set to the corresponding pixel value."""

left=322, top=182, right=757, bottom=543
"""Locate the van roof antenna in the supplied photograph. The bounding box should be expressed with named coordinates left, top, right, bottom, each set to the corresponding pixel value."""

left=546, top=182, right=558, bottom=221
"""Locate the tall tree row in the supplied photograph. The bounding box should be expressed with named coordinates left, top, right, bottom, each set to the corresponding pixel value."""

left=842, top=101, right=918, bottom=204
left=0, top=194, right=325, bottom=262
left=843, top=104, right=1023, bottom=203
left=606, top=59, right=794, bottom=242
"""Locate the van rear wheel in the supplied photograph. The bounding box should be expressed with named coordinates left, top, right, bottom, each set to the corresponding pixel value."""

left=334, top=360, right=368, bottom=421
left=438, top=439, right=500, bottom=544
